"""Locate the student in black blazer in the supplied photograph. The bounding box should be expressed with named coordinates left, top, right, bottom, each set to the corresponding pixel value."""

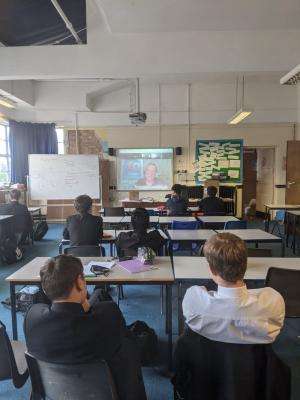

left=63, top=195, right=103, bottom=246
left=198, top=186, right=226, bottom=215
left=24, top=255, right=147, bottom=400
left=116, top=208, right=165, bottom=257
left=0, top=189, right=33, bottom=244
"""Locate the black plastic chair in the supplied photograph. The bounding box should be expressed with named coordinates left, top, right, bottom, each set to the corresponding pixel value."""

left=104, top=207, right=125, bottom=217
left=64, top=245, right=105, bottom=257
left=25, top=352, right=119, bottom=400
left=173, top=328, right=291, bottom=400
left=0, top=320, right=28, bottom=389
left=265, top=267, right=300, bottom=318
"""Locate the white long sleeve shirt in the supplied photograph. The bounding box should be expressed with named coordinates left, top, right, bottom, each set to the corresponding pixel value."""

left=182, top=285, right=285, bottom=344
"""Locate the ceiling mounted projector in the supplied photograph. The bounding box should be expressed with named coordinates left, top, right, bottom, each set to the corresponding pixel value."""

left=130, top=78, right=147, bottom=125
left=129, top=112, right=147, bottom=125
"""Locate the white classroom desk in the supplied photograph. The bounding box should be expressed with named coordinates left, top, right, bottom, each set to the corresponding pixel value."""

left=174, top=256, right=300, bottom=281
left=28, top=207, right=41, bottom=214
left=0, top=215, right=13, bottom=222
left=102, top=216, right=124, bottom=224
left=264, top=203, right=300, bottom=231
left=216, top=229, right=285, bottom=256
left=121, top=215, right=159, bottom=224
left=174, top=256, right=300, bottom=332
left=198, top=215, right=239, bottom=224
left=167, top=229, right=215, bottom=242
left=159, top=216, right=197, bottom=225
left=6, top=256, right=174, bottom=369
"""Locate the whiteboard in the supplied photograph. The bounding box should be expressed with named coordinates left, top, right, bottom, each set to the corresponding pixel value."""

left=28, top=155, right=100, bottom=200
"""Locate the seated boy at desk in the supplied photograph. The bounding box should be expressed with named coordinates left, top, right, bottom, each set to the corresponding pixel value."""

left=116, top=208, right=165, bottom=257
left=0, top=189, right=33, bottom=245
left=166, top=184, right=189, bottom=216
left=198, top=185, right=226, bottom=215
left=24, top=255, right=146, bottom=400
left=63, top=195, right=103, bottom=246
left=182, top=232, right=285, bottom=344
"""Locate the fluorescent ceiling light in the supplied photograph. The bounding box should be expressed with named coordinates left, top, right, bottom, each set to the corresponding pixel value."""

left=0, top=96, right=16, bottom=109
left=228, top=109, right=252, bottom=125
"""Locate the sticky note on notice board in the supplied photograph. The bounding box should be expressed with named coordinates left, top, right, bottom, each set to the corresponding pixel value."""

left=229, top=159, right=240, bottom=168
left=218, top=160, right=229, bottom=168
left=228, top=170, right=239, bottom=179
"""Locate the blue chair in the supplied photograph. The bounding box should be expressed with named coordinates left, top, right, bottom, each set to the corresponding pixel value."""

left=271, top=210, right=285, bottom=237
left=224, top=220, right=247, bottom=230
left=171, top=220, right=200, bottom=254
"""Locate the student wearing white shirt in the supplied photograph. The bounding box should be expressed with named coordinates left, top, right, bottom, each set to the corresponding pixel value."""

left=182, top=232, right=285, bottom=344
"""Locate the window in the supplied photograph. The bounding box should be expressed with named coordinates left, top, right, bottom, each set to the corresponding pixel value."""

left=0, top=124, right=10, bottom=185
left=56, top=128, right=65, bottom=154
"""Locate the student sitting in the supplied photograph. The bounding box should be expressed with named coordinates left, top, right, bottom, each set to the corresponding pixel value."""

left=198, top=185, right=226, bottom=215
left=0, top=189, right=33, bottom=245
left=116, top=208, right=165, bottom=257
left=63, top=195, right=103, bottom=246
left=183, top=232, right=285, bottom=344
left=24, top=255, right=147, bottom=400
left=166, top=184, right=188, bottom=216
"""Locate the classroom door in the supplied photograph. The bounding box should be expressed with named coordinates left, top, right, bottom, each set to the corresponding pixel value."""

left=243, top=149, right=257, bottom=214
left=286, top=141, right=300, bottom=204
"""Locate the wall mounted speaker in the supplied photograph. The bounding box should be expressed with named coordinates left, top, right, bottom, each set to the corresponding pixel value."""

left=108, top=148, right=115, bottom=156
left=175, top=147, right=182, bottom=155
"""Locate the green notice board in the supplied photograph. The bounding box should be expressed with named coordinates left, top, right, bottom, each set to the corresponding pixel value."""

left=195, top=139, right=243, bottom=184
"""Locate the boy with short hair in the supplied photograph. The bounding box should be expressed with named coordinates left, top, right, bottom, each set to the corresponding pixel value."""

left=166, top=184, right=188, bottom=216
left=198, top=185, right=225, bottom=215
left=183, top=232, right=285, bottom=344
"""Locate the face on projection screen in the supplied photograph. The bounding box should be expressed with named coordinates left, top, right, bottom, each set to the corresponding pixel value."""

left=116, top=148, right=174, bottom=191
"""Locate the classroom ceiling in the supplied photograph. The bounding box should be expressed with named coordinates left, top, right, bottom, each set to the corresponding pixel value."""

left=99, top=0, right=300, bottom=33
left=0, top=0, right=87, bottom=46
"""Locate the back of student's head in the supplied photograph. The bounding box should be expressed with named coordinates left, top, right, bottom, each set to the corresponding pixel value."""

left=40, top=255, right=83, bottom=301
left=10, top=189, right=21, bottom=201
left=172, top=184, right=182, bottom=196
left=74, top=195, right=92, bottom=215
left=204, top=233, right=247, bottom=283
left=131, top=208, right=149, bottom=234
left=207, top=186, right=218, bottom=197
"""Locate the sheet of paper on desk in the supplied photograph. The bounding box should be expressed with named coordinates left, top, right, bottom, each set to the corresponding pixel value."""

left=84, top=261, right=116, bottom=276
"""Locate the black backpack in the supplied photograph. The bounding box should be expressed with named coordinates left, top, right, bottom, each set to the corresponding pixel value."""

left=0, top=237, right=23, bottom=264
left=33, top=220, right=48, bottom=241
left=128, top=320, right=159, bottom=366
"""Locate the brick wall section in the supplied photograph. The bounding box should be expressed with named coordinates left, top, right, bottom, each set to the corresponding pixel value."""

left=67, top=129, right=104, bottom=156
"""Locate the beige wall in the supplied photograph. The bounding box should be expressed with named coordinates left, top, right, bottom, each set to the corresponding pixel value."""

left=104, top=122, right=294, bottom=205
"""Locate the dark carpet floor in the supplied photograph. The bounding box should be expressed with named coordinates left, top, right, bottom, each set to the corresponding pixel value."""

left=0, top=222, right=300, bottom=400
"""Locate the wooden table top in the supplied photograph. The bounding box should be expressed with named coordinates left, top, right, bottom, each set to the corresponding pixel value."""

left=216, top=229, right=282, bottom=242
left=6, top=257, right=175, bottom=284
left=167, top=229, right=215, bottom=241
left=174, top=257, right=300, bottom=280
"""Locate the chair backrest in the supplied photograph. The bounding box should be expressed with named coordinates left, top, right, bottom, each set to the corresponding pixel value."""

left=173, top=329, right=290, bottom=400
left=104, top=207, right=125, bottom=217
left=224, top=220, right=247, bottom=230
left=203, top=211, right=226, bottom=216
left=25, top=352, right=119, bottom=400
left=172, top=220, right=199, bottom=230
left=64, top=245, right=104, bottom=257
left=247, top=248, right=272, bottom=257
left=265, top=267, right=300, bottom=317
left=0, top=321, right=26, bottom=388
left=275, top=210, right=285, bottom=222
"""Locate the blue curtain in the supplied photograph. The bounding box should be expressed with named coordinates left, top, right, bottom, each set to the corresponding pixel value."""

left=9, top=120, right=58, bottom=184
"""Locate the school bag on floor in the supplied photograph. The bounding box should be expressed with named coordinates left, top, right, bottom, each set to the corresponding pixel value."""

left=33, top=218, right=48, bottom=241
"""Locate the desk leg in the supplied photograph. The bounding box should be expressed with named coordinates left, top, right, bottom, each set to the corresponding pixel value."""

left=10, top=283, right=18, bottom=340
left=292, top=216, right=296, bottom=254
left=166, top=284, right=173, bottom=371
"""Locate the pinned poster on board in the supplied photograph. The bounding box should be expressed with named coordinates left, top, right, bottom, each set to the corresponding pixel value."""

left=194, top=139, right=243, bottom=184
